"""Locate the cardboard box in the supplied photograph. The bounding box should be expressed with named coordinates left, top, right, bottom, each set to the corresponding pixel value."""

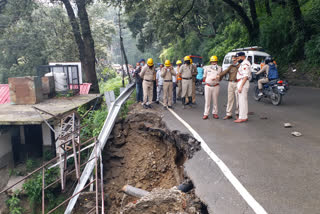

left=8, top=76, right=43, bottom=105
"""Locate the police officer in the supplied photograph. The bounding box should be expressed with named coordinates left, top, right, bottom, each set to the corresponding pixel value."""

left=140, top=58, right=156, bottom=109
left=179, top=56, right=193, bottom=108
left=219, top=55, right=239, bottom=119
left=190, top=58, right=198, bottom=104
left=234, top=52, right=251, bottom=123
left=175, top=60, right=182, bottom=100
left=202, top=56, right=221, bottom=120
left=161, top=60, right=176, bottom=109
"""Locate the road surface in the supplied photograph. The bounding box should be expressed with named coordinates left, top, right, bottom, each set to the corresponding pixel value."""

left=161, top=80, right=320, bottom=214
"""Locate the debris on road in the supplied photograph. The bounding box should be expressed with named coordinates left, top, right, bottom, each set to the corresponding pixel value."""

left=248, top=112, right=255, bottom=115
left=291, top=131, right=302, bottom=137
left=260, top=116, right=268, bottom=120
left=101, top=104, right=203, bottom=213
left=284, top=123, right=292, bottom=128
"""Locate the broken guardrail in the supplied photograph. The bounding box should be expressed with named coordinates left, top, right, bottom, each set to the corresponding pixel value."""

left=64, top=82, right=135, bottom=214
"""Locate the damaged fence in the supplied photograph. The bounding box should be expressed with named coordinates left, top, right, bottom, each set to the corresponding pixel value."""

left=64, top=82, right=135, bottom=214
left=0, top=82, right=135, bottom=214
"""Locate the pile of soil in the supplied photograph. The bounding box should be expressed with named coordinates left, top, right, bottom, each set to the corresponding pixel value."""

left=102, top=105, right=202, bottom=213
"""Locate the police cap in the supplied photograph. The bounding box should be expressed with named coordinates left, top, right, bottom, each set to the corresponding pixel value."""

left=236, top=52, right=245, bottom=57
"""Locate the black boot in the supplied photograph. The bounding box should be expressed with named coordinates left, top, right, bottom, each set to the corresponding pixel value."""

left=188, top=97, right=193, bottom=107
left=182, top=97, right=186, bottom=109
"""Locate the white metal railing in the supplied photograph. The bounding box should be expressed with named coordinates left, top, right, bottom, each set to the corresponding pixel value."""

left=64, top=82, right=135, bottom=214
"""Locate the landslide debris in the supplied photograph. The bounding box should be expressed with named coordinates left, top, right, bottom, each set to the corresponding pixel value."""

left=102, top=104, right=203, bottom=213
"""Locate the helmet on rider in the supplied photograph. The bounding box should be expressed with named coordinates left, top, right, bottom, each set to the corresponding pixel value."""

left=265, top=56, right=272, bottom=64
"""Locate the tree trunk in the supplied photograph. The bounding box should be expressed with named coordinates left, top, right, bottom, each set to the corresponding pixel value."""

left=248, top=0, right=259, bottom=42
left=76, top=0, right=99, bottom=93
left=265, top=0, right=272, bottom=16
left=61, top=0, right=100, bottom=93
left=221, top=0, right=257, bottom=41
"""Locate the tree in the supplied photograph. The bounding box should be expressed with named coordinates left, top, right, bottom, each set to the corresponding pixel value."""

left=61, top=0, right=99, bottom=93
left=221, top=0, right=259, bottom=42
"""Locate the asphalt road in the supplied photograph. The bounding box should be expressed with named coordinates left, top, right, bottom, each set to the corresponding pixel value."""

left=161, top=80, right=320, bottom=214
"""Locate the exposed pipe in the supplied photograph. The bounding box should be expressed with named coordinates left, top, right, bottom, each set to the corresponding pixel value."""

left=121, top=185, right=149, bottom=198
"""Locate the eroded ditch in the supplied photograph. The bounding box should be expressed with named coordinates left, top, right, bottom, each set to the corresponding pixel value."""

left=100, top=105, right=208, bottom=213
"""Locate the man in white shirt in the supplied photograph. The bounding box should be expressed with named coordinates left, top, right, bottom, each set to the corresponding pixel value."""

left=202, top=56, right=222, bottom=120
left=234, top=52, right=251, bottom=123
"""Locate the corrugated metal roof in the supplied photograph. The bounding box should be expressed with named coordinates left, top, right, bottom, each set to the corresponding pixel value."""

left=0, top=83, right=92, bottom=104
left=0, top=84, right=10, bottom=104
left=80, top=83, right=91, bottom=95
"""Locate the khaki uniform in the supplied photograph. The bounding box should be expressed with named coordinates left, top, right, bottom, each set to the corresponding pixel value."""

left=219, top=65, right=239, bottom=116
left=140, top=66, right=156, bottom=105
left=256, top=64, right=274, bottom=89
left=203, top=65, right=222, bottom=115
left=191, top=64, right=198, bottom=103
left=161, top=67, right=176, bottom=107
left=237, top=59, right=251, bottom=120
left=179, top=64, right=193, bottom=99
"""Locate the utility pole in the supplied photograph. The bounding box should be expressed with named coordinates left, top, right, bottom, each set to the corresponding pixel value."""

left=118, top=0, right=131, bottom=87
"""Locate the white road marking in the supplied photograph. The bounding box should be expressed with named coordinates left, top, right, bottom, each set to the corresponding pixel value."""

left=167, top=107, right=268, bottom=214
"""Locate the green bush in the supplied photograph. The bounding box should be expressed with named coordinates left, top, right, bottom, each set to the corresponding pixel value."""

left=6, top=191, right=23, bottom=214
left=23, top=168, right=59, bottom=208
left=305, top=36, right=320, bottom=66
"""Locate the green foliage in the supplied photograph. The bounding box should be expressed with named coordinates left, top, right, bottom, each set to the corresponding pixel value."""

left=26, top=159, right=38, bottom=172
left=305, top=35, right=320, bottom=65
left=99, top=76, right=128, bottom=97
left=23, top=168, right=59, bottom=208
left=6, top=191, right=23, bottom=214
left=98, top=66, right=117, bottom=82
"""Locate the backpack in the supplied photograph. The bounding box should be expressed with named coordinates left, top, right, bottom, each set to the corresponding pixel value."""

left=268, top=64, right=279, bottom=80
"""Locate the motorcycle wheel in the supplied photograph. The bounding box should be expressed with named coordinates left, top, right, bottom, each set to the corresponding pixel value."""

left=271, top=88, right=282, bottom=105
left=253, top=86, right=262, bottom=101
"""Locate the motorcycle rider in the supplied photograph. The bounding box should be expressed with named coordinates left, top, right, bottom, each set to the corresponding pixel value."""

left=255, top=56, right=277, bottom=96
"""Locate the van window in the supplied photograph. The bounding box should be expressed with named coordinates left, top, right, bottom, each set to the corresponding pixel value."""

left=247, top=56, right=253, bottom=64
left=254, top=55, right=267, bottom=64
left=224, top=56, right=231, bottom=64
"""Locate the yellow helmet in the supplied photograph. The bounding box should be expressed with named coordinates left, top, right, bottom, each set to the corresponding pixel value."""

left=190, top=58, right=193, bottom=64
left=210, top=55, right=218, bottom=62
left=147, top=58, right=154, bottom=66
left=176, top=60, right=182, bottom=65
left=164, top=60, right=171, bottom=67
left=184, top=56, right=191, bottom=61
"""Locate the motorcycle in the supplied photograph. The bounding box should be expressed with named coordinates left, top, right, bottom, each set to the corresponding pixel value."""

left=195, top=79, right=205, bottom=95
left=252, top=72, right=289, bottom=105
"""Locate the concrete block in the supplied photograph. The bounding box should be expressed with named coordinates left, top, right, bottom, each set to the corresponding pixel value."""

left=8, top=76, right=43, bottom=105
left=41, top=76, right=55, bottom=99
left=104, top=91, right=115, bottom=109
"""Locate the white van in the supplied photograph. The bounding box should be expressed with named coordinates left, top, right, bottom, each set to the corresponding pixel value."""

left=222, top=47, right=270, bottom=80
